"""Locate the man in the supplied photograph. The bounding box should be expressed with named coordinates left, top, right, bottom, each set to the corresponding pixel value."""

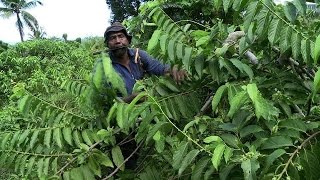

left=104, top=22, right=187, bottom=102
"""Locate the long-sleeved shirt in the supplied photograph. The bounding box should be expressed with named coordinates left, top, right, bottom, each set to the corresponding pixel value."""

left=110, top=48, right=169, bottom=95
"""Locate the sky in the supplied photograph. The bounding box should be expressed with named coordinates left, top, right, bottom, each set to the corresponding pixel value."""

left=0, top=0, right=111, bottom=44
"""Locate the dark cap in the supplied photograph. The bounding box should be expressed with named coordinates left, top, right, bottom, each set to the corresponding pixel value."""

left=104, top=22, right=132, bottom=43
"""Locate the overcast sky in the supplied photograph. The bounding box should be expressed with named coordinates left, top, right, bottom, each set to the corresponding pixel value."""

left=0, top=0, right=111, bottom=44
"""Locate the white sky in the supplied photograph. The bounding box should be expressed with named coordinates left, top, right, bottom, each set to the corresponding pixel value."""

left=0, top=0, right=111, bottom=44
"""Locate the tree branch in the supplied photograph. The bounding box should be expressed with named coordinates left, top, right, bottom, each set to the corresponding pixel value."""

left=277, top=131, right=320, bottom=180
left=102, top=142, right=143, bottom=180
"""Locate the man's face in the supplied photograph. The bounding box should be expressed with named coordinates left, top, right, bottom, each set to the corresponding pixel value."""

left=107, top=31, right=129, bottom=50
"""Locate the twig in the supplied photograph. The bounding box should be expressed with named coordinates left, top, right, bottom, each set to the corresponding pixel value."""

left=55, top=140, right=102, bottom=176
left=277, top=131, right=320, bottom=180
left=197, top=95, right=213, bottom=116
left=293, top=104, right=305, bottom=117
left=102, top=142, right=143, bottom=180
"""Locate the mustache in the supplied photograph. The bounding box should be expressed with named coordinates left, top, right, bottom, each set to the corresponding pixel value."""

left=108, top=45, right=128, bottom=51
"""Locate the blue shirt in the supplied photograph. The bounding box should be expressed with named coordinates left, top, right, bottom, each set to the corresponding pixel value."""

left=110, top=48, right=169, bottom=95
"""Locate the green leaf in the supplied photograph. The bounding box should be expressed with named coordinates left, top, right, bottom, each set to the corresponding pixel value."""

left=183, top=47, right=193, bottom=69
left=224, top=146, right=233, bottom=163
left=314, top=35, right=320, bottom=64
left=268, top=18, right=282, bottom=45
left=1, top=133, right=11, bottom=149
left=26, top=156, right=36, bottom=175
left=112, top=146, right=125, bottom=171
left=279, top=119, right=307, bottom=132
left=37, top=158, right=44, bottom=178
left=196, top=36, right=210, bottom=47
left=211, top=144, right=226, bottom=170
left=70, top=167, right=84, bottom=180
left=147, top=29, right=161, bottom=51
left=30, top=130, right=39, bottom=149
left=293, top=0, right=307, bottom=15
left=204, top=136, right=223, bottom=143
left=220, top=134, right=239, bottom=148
left=116, top=103, right=125, bottom=129
left=168, top=39, right=176, bottom=61
left=44, top=129, right=52, bottom=148
left=223, top=0, right=232, bottom=13
left=313, top=68, right=320, bottom=99
left=191, top=157, right=209, bottom=180
left=261, top=136, right=293, bottom=149
left=178, top=149, right=200, bottom=176
left=227, top=90, right=248, bottom=118
left=240, top=125, right=264, bottom=138
left=160, top=34, right=168, bottom=52
left=43, top=157, right=50, bottom=176
left=173, top=141, right=189, bottom=169
left=255, top=7, right=270, bottom=38
left=301, top=39, right=312, bottom=65
left=53, top=128, right=63, bottom=148
left=241, top=158, right=260, bottom=180
left=62, top=127, right=73, bottom=146
left=263, top=149, right=286, bottom=173
left=18, top=129, right=30, bottom=146
left=82, top=129, right=93, bottom=146
left=212, top=85, right=227, bottom=112
left=93, top=151, right=114, bottom=168
left=284, top=2, right=297, bottom=22
left=244, top=2, right=259, bottom=32
left=280, top=26, right=292, bottom=53
left=88, top=156, right=101, bottom=177
left=291, top=32, right=301, bottom=60
left=73, top=130, right=82, bottom=148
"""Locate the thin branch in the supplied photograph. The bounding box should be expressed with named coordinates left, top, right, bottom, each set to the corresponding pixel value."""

left=197, top=95, right=213, bottom=116
left=55, top=140, right=102, bottom=176
left=102, top=142, right=143, bottom=180
left=277, top=131, right=320, bottom=180
left=0, top=150, right=73, bottom=157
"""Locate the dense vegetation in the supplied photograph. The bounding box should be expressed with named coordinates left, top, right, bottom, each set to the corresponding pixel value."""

left=1, top=0, right=320, bottom=179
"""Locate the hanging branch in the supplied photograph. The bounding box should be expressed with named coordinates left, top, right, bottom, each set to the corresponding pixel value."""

left=276, top=131, right=320, bottom=180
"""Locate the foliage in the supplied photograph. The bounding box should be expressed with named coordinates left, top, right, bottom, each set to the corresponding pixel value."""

left=105, top=0, right=147, bottom=22
left=2, top=0, right=320, bottom=179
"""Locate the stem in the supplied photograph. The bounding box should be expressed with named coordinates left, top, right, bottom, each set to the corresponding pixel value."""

left=102, top=142, right=143, bottom=179
left=148, top=93, right=213, bottom=156
left=277, top=131, right=320, bottom=180
left=0, top=150, right=73, bottom=157
left=55, top=140, right=102, bottom=176
left=197, top=95, right=213, bottom=116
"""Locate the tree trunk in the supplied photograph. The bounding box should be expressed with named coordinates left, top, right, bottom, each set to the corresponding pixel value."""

left=16, top=13, right=24, bottom=42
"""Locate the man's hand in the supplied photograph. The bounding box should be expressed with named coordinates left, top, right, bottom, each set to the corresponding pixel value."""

left=169, top=65, right=188, bottom=84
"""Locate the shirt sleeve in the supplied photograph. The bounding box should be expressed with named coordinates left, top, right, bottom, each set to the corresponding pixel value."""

left=138, top=50, right=170, bottom=75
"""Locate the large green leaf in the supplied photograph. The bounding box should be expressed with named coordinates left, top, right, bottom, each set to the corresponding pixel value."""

left=211, top=143, right=226, bottom=170
left=241, top=158, right=260, bottom=180
left=244, top=2, right=259, bottom=32
left=191, top=157, right=210, bottom=180
left=111, top=146, right=125, bottom=171
left=283, top=2, right=297, bottom=22
left=293, top=0, right=307, bottom=15
left=147, top=29, right=161, bottom=51
left=279, top=119, right=307, bottom=132
left=312, top=68, right=320, bottom=99
left=261, top=136, right=293, bottom=149
left=178, top=149, right=199, bottom=176
left=227, top=90, right=248, bottom=118
left=263, top=149, right=286, bottom=173
left=268, top=18, right=282, bottom=45
left=173, top=141, right=189, bottom=169
left=212, top=84, right=227, bottom=112
left=291, top=32, right=301, bottom=60
left=313, top=35, right=320, bottom=64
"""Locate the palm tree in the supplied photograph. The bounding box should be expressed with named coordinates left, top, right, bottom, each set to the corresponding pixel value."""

left=0, top=0, right=42, bottom=42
